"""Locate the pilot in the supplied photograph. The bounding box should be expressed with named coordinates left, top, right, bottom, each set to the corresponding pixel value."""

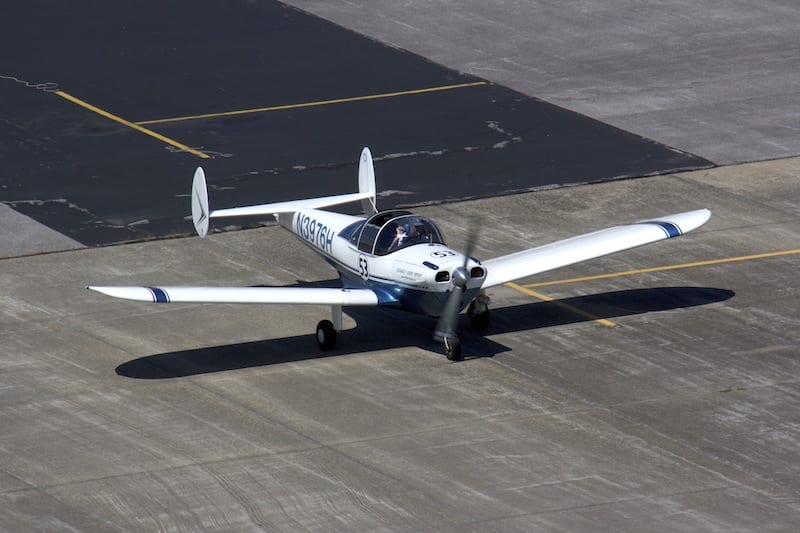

left=406, top=222, right=419, bottom=241
left=388, top=224, right=408, bottom=250
left=409, top=220, right=428, bottom=243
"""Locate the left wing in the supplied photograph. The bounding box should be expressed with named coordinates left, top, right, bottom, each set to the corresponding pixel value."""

left=482, top=209, right=710, bottom=288
left=86, top=286, right=382, bottom=306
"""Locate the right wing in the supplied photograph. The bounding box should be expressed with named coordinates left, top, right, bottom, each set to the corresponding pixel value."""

left=482, top=209, right=711, bottom=288
left=86, top=286, right=385, bottom=306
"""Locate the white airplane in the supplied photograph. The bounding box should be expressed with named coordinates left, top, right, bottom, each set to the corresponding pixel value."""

left=88, top=148, right=711, bottom=360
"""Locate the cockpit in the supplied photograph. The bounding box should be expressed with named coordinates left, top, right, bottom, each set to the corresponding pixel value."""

left=340, top=210, right=446, bottom=256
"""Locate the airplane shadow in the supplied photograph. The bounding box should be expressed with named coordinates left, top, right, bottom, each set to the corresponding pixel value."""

left=116, top=286, right=734, bottom=379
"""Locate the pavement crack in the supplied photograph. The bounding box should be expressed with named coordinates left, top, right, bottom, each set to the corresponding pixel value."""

left=0, top=74, right=59, bottom=92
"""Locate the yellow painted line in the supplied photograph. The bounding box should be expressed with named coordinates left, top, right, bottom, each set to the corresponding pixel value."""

left=505, top=281, right=617, bottom=327
left=523, top=248, right=800, bottom=289
left=135, top=81, right=489, bottom=126
left=55, top=91, right=210, bottom=159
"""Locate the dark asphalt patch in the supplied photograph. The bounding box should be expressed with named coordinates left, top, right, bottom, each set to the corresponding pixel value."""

left=0, top=0, right=712, bottom=246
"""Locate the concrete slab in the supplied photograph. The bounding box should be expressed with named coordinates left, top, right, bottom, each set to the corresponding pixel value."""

left=1, top=158, right=799, bottom=530
left=285, top=0, right=800, bottom=164
left=0, top=204, right=84, bottom=257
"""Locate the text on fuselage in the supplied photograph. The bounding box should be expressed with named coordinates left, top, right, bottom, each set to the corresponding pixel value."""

left=296, top=213, right=334, bottom=254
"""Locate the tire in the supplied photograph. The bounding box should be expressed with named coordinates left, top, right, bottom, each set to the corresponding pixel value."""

left=467, top=302, right=490, bottom=331
left=444, top=335, right=462, bottom=361
left=316, top=320, right=337, bottom=350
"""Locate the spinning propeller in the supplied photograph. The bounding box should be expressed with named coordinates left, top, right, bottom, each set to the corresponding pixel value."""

left=434, top=216, right=483, bottom=360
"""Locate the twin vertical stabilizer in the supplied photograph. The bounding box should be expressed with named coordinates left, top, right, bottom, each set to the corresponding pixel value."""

left=191, top=147, right=379, bottom=238
left=358, top=147, right=377, bottom=216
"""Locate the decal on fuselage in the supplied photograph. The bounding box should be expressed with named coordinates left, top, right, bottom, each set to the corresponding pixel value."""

left=395, top=266, right=423, bottom=283
left=296, top=212, right=335, bottom=254
left=431, top=250, right=456, bottom=258
left=358, top=254, right=369, bottom=280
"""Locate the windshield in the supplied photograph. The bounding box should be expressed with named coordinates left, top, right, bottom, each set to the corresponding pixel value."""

left=374, top=215, right=444, bottom=255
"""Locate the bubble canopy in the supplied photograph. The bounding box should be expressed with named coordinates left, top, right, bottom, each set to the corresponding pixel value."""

left=340, top=210, right=446, bottom=256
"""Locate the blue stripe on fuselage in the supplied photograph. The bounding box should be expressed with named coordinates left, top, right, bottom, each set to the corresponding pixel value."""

left=336, top=264, right=478, bottom=316
left=312, top=242, right=477, bottom=316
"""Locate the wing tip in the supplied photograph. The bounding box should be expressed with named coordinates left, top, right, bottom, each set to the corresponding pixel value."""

left=674, top=208, right=712, bottom=234
left=85, top=285, right=156, bottom=302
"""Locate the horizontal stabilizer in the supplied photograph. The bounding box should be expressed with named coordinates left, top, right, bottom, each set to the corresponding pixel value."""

left=87, top=285, right=382, bottom=306
left=210, top=191, right=375, bottom=219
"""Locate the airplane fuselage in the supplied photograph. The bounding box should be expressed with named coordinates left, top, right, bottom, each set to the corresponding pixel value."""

left=278, top=208, right=484, bottom=317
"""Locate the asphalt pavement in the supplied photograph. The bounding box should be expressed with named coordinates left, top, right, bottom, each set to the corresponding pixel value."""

left=2, top=1, right=800, bottom=531
left=1, top=0, right=708, bottom=249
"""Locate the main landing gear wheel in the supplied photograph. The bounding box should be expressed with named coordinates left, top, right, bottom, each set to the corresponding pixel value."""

left=443, top=335, right=462, bottom=361
left=467, top=294, right=490, bottom=331
left=316, top=320, right=337, bottom=350
left=467, top=301, right=490, bottom=331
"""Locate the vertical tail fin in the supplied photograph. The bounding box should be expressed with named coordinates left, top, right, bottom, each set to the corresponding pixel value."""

left=358, top=147, right=377, bottom=215
left=191, top=167, right=210, bottom=238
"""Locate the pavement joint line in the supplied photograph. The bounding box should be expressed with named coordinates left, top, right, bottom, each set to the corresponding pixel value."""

left=134, top=81, right=489, bottom=125
left=54, top=90, right=210, bottom=159
left=522, top=248, right=800, bottom=289
left=505, top=281, right=617, bottom=328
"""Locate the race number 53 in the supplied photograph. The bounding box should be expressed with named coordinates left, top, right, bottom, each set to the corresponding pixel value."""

left=358, top=255, right=369, bottom=280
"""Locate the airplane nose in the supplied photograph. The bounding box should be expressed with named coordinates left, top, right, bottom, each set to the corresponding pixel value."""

left=452, top=266, right=469, bottom=288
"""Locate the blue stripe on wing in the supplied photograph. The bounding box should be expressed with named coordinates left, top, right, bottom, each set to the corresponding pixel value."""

left=147, top=287, right=170, bottom=303
left=639, top=221, right=682, bottom=238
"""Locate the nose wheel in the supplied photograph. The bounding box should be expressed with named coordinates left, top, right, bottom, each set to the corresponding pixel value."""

left=443, top=334, right=462, bottom=361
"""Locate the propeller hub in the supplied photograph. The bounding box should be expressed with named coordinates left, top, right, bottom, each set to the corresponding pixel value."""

left=452, top=266, right=469, bottom=288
